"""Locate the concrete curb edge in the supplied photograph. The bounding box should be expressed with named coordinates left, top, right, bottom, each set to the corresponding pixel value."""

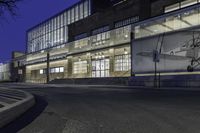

left=0, top=89, right=35, bottom=128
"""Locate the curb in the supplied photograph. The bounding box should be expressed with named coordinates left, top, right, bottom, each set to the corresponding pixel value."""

left=0, top=88, right=35, bottom=128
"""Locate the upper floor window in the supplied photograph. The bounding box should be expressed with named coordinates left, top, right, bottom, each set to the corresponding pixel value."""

left=75, top=33, right=88, bottom=40
left=91, top=31, right=110, bottom=46
left=73, top=61, right=88, bottom=74
left=115, top=25, right=131, bottom=39
left=165, top=3, right=180, bottom=13
left=165, top=0, right=199, bottom=13
left=74, top=38, right=89, bottom=48
left=115, top=16, right=139, bottom=28
left=92, top=26, right=110, bottom=35
left=181, top=0, right=198, bottom=8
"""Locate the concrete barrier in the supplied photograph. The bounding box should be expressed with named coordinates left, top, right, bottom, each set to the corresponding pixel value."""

left=0, top=88, right=35, bottom=128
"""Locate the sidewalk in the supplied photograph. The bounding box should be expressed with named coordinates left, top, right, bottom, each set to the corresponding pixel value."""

left=0, top=87, right=35, bottom=128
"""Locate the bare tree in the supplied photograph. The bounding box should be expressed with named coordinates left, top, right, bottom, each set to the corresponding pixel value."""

left=0, top=0, right=22, bottom=16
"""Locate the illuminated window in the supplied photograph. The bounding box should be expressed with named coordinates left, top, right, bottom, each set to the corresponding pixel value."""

left=67, top=10, right=71, bottom=24
left=115, top=25, right=131, bottom=39
left=74, top=38, right=88, bottom=48
left=134, top=6, right=200, bottom=39
left=55, top=68, right=60, bottom=73
left=60, top=67, right=64, bottom=72
left=97, top=34, right=101, bottom=41
left=39, top=69, right=43, bottom=74
left=73, top=61, right=88, bottom=74
left=39, top=69, right=46, bottom=74
left=91, top=31, right=110, bottom=46
left=181, top=0, right=198, bottom=8
left=84, top=0, right=89, bottom=17
left=64, top=12, right=67, bottom=26
left=50, top=67, right=64, bottom=73
left=92, top=59, right=110, bottom=77
left=79, top=3, right=84, bottom=19
left=51, top=68, right=55, bottom=73
left=165, top=0, right=199, bottom=13
left=75, top=5, right=79, bottom=21
left=165, top=3, right=180, bottom=13
left=115, top=54, right=131, bottom=71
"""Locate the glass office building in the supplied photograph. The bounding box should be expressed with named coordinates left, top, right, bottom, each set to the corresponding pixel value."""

left=27, top=0, right=91, bottom=53
left=26, top=0, right=200, bottom=83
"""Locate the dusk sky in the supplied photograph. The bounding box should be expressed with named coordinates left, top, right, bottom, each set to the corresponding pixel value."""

left=0, top=0, right=80, bottom=63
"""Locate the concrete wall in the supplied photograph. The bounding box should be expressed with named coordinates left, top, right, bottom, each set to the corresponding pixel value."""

left=68, top=0, right=140, bottom=41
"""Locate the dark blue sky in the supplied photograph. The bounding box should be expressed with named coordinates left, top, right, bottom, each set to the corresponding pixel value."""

left=0, top=0, right=79, bottom=63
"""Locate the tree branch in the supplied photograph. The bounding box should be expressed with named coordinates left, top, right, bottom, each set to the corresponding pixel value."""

left=0, top=0, right=22, bottom=17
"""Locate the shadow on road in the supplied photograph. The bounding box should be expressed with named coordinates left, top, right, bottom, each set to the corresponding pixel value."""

left=0, top=95, right=48, bottom=133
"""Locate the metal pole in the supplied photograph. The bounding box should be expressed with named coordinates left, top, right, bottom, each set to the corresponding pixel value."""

left=159, top=72, right=160, bottom=88
left=47, top=51, right=50, bottom=83
left=130, top=31, right=134, bottom=77
left=154, top=61, right=157, bottom=88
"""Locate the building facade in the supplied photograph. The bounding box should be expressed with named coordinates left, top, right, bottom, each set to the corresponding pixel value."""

left=24, top=0, right=200, bottom=84
left=0, top=63, right=11, bottom=82
left=11, top=51, right=26, bottom=82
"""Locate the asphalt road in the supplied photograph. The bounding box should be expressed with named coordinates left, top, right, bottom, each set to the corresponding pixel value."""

left=0, top=83, right=200, bottom=133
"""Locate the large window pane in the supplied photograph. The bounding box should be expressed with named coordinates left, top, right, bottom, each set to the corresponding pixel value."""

left=134, top=7, right=200, bottom=39
left=165, top=3, right=180, bottom=13
left=79, top=3, right=84, bottom=19
left=73, top=61, right=88, bottom=74
left=181, top=0, right=198, bottom=8
left=84, top=0, right=88, bottom=17
left=68, top=10, right=71, bottom=24
left=71, top=8, right=75, bottom=23
left=75, top=5, right=79, bottom=21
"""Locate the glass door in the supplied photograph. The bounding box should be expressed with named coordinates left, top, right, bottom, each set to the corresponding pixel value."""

left=92, top=58, right=110, bottom=78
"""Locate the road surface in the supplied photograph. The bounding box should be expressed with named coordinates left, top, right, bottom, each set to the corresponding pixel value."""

left=0, top=83, right=200, bottom=133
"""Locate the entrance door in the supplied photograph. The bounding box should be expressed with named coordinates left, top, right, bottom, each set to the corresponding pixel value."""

left=92, top=58, right=110, bottom=78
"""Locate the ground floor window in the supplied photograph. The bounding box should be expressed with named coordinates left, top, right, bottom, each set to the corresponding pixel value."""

left=39, top=69, right=46, bottom=74
left=115, top=54, right=131, bottom=71
left=73, top=61, right=88, bottom=74
left=50, top=67, right=64, bottom=73
left=92, top=58, right=110, bottom=77
left=40, top=69, right=44, bottom=74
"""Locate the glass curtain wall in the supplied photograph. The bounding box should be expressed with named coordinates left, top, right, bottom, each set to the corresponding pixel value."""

left=134, top=5, right=200, bottom=39
left=165, top=0, right=199, bottom=13
left=27, top=0, right=91, bottom=53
